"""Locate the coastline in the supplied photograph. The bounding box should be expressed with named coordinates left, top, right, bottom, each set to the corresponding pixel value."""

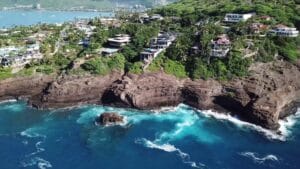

left=1, top=60, right=299, bottom=130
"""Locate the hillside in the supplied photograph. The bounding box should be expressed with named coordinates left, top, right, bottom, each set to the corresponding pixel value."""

left=157, top=0, right=300, bottom=28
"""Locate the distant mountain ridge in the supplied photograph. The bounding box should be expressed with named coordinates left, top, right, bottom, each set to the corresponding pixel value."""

left=0, top=0, right=176, bottom=9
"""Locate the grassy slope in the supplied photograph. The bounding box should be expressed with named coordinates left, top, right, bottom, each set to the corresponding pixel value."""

left=159, top=0, right=300, bottom=27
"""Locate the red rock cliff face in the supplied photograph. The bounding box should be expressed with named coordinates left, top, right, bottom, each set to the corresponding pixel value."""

left=0, top=61, right=299, bottom=130
left=220, top=61, right=300, bottom=129
left=32, top=71, right=123, bottom=109
left=102, top=73, right=184, bottom=109
left=0, top=75, right=54, bottom=101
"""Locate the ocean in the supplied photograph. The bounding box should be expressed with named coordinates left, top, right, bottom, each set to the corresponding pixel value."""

left=0, top=100, right=300, bottom=169
left=0, top=10, right=300, bottom=169
left=0, top=10, right=113, bottom=28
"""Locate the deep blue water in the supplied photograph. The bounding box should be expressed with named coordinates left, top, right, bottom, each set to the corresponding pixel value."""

left=0, top=101, right=300, bottom=169
left=0, top=10, right=113, bottom=28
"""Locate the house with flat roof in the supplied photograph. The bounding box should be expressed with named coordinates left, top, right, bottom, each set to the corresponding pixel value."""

left=210, top=34, right=231, bottom=58
left=149, top=32, right=176, bottom=49
left=140, top=48, right=161, bottom=62
left=0, top=44, right=43, bottom=68
left=100, top=48, right=119, bottom=57
left=150, top=14, right=164, bottom=21
left=268, top=24, right=299, bottom=37
left=108, top=34, right=131, bottom=48
left=224, top=13, right=255, bottom=23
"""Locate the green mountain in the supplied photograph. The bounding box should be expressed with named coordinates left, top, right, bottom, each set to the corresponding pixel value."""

left=157, top=0, right=300, bottom=28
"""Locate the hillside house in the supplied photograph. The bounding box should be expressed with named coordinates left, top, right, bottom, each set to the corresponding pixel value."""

left=210, top=34, right=231, bottom=58
left=268, top=24, right=299, bottom=37
left=224, top=13, right=255, bottom=23
left=249, top=23, right=269, bottom=34
left=140, top=48, right=160, bottom=62
left=107, top=34, right=131, bottom=48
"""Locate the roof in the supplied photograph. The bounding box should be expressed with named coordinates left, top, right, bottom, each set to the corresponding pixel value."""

left=101, top=48, right=119, bottom=54
left=144, top=48, right=158, bottom=53
left=213, top=34, right=231, bottom=45
left=275, top=24, right=289, bottom=28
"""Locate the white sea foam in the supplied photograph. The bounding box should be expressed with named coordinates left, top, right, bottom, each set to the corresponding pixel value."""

left=240, top=152, right=279, bottom=164
left=20, top=127, right=46, bottom=139
left=0, top=99, right=17, bottom=104
left=151, top=106, right=179, bottom=114
left=135, top=138, right=205, bottom=169
left=21, top=157, right=52, bottom=169
left=26, top=141, right=46, bottom=157
left=278, top=108, right=300, bottom=137
left=195, top=106, right=300, bottom=141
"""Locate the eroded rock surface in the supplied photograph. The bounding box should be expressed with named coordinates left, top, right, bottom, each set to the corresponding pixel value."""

left=95, top=112, right=124, bottom=126
left=0, top=61, right=299, bottom=130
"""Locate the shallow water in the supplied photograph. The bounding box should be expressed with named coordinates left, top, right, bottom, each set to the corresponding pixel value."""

left=0, top=10, right=113, bottom=28
left=0, top=101, right=300, bottom=169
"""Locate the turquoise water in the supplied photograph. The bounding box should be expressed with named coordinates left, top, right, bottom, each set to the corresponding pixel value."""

left=0, top=10, right=113, bottom=28
left=0, top=101, right=300, bottom=169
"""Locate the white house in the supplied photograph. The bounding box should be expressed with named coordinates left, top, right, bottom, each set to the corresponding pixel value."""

left=210, top=34, right=231, bottom=58
left=150, top=14, right=164, bottom=21
left=108, top=34, right=131, bottom=48
left=224, top=13, right=255, bottom=23
left=100, top=48, right=119, bottom=57
left=268, top=24, right=299, bottom=37
left=150, top=32, right=176, bottom=49
left=140, top=48, right=161, bottom=62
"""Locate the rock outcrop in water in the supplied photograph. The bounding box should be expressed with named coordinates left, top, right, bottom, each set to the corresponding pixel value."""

left=95, top=112, right=124, bottom=126
left=0, top=61, right=299, bottom=130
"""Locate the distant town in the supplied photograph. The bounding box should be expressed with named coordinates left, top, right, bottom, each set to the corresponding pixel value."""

left=0, top=0, right=299, bottom=81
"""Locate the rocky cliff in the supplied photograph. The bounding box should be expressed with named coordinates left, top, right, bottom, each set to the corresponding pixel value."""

left=220, top=61, right=300, bottom=129
left=0, top=61, right=299, bottom=130
left=31, top=71, right=123, bottom=109
left=0, top=75, right=54, bottom=101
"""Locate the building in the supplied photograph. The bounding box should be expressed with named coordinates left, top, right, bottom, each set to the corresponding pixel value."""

left=249, top=23, right=269, bottom=34
left=139, top=13, right=150, bottom=23
left=0, top=58, right=10, bottom=66
left=149, top=32, right=176, bottom=49
left=268, top=24, right=299, bottom=37
left=100, top=48, right=119, bottom=57
left=107, top=34, right=131, bottom=48
left=210, top=34, right=231, bottom=58
left=224, top=13, right=255, bottom=23
left=73, top=19, right=96, bottom=37
left=0, top=44, right=42, bottom=68
left=100, top=18, right=122, bottom=28
left=140, top=32, right=176, bottom=63
left=140, top=48, right=160, bottom=62
left=150, top=14, right=164, bottom=21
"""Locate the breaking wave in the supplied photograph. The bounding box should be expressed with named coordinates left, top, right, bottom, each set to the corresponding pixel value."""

left=0, top=99, right=17, bottom=104
left=20, top=157, right=52, bottom=169
left=198, top=107, right=300, bottom=141
left=135, top=138, right=206, bottom=169
left=20, top=127, right=51, bottom=169
left=240, top=152, right=279, bottom=164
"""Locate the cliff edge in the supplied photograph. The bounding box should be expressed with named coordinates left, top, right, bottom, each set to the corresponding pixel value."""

left=0, top=61, right=299, bottom=130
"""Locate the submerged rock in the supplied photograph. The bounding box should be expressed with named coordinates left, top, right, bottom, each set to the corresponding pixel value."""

left=95, top=112, right=124, bottom=126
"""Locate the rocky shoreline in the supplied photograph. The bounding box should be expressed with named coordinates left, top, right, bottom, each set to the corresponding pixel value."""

left=0, top=60, right=299, bottom=130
